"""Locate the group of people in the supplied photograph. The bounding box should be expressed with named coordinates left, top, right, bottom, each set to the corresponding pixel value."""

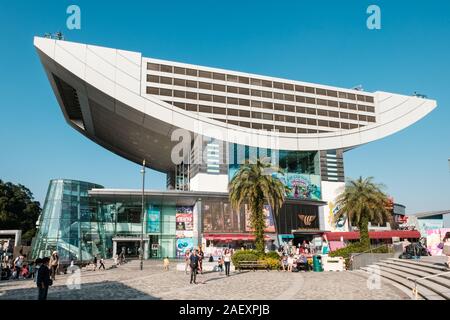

left=277, top=240, right=317, bottom=272
left=182, top=248, right=233, bottom=284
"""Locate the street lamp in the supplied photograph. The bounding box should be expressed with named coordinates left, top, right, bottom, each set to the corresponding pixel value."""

left=140, top=159, right=146, bottom=271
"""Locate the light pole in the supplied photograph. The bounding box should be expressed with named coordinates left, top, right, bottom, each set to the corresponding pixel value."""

left=140, top=159, right=146, bottom=271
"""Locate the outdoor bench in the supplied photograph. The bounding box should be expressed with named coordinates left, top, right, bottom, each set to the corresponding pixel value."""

left=237, top=260, right=270, bottom=272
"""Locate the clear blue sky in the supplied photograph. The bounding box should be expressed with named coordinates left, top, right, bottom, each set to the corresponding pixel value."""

left=0, top=0, right=449, bottom=214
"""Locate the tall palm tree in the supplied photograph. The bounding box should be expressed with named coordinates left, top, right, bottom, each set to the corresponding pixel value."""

left=334, top=176, right=392, bottom=248
left=229, top=159, right=289, bottom=254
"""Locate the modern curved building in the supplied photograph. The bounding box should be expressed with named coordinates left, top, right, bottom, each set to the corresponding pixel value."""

left=33, top=36, right=435, bottom=259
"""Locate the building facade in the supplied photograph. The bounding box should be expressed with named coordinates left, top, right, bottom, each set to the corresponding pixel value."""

left=32, top=36, right=436, bottom=260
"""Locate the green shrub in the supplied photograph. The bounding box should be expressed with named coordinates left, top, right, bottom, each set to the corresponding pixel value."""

left=265, top=251, right=281, bottom=260
left=261, top=257, right=281, bottom=270
left=231, top=250, right=259, bottom=266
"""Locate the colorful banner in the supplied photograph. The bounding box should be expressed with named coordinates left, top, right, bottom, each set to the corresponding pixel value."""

left=282, top=173, right=321, bottom=201
left=245, top=204, right=276, bottom=233
left=176, top=206, right=194, bottom=239
left=176, top=238, right=194, bottom=256
left=147, top=208, right=160, bottom=233
left=426, top=228, right=450, bottom=256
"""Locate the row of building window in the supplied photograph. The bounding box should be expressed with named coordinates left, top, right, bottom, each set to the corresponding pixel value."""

left=146, top=62, right=375, bottom=103
left=146, top=75, right=375, bottom=112
left=148, top=87, right=376, bottom=119
left=167, top=101, right=367, bottom=130
left=210, top=117, right=359, bottom=133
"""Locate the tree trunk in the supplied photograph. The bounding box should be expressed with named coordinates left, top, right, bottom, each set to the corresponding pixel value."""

left=251, top=200, right=266, bottom=255
left=359, top=214, right=370, bottom=249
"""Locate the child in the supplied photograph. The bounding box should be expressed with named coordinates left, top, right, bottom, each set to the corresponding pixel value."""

left=217, top=257, right=224, bottom=274
left=163, top=257, right=170, bottom=271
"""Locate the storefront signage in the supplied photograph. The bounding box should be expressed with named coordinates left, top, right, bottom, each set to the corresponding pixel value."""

left=147, top=207, right=161, bottom=233
left=245, top=204, right=275, bottom=233
left=176, top=206, right=194, bottom=239
left=297, top=212, right=319, bottom=229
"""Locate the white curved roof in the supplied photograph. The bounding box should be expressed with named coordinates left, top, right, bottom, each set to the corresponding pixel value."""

left=34, top=36, right=436, bottom=164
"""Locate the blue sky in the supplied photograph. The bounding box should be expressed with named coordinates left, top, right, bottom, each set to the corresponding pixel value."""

left=0, top=0, right=449, bottom=213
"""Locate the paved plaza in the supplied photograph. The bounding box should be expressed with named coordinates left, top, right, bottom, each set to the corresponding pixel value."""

left=0, top=260, right=409, bottom=300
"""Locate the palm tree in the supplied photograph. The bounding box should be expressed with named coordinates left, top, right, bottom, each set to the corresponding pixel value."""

left=334, top=176, right=392, bottom=248
left=229, top=159, right=289, bottom=254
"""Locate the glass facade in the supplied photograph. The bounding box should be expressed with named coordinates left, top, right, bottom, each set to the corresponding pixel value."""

left=228, top=144, right=322, bottom=201
left=32, top=179, right=105, bottom=262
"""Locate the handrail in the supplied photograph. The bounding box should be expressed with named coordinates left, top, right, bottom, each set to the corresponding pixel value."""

left=406, top=270, right=450, bottom=300
left=350, top=243, right=393, bottom=259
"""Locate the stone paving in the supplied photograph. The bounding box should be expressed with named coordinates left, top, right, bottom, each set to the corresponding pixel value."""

left=0, top=260, right=409, bottom=300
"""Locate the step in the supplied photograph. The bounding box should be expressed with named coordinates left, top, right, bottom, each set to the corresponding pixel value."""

left=361, top=267, right=444, bottom=300
left=368, top=264, right=450, bottom=300
left=387, top=258, right=449, bottom=272
left=353, top=270, right=421, bottom=300
left=380, top=260, right=450, bottom=281
left=376, top=262, right=450, bottom=289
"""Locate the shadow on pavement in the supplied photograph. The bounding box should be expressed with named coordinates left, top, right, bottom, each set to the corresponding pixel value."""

left=0, top=281, right=160, bottom=300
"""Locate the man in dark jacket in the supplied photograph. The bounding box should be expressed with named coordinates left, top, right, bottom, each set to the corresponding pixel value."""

left=36, top=257, right=52, bottom=300
left=189, top=249, right=199, bottom=284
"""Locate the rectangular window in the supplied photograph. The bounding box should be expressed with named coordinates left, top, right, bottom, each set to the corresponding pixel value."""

left=262, top=124, right=274, bottom=131
left=147, top=75, right=159, bottom=83
left=252, top=111, right=262, bottom=119
left=275, top=126, right=286, bottom=133
left=357, top=105, right=367, bottom=112
left=262, top=91, right=273, bottom=98
left=199, top=82, right=212, bottom=90
left=240, top=121, right=251, bottom=128
left=297, top=117, right=306, bottom=124
left=329, top=121, right=340, bottom=128
left=284, top=83, right=294, bottom=91
left=160, top=76, right=172, bottom=85
left=146, top=87, right=159, bottom=94
left=329, top=110, right=339, bottom=118
left=347, top=93, right=356, bottom=100
left=358, top=114, right=367, bottom=122
left=296, top=106, right=306, bottom=114
left=160, top=64, right=173, bottom=73
left=174, top=90, right=186, bottom=98
left=275, top=114, right=285, bottom=122
left=365, top=96, right=375, bottom=103
left=239, top=110, right=250, bottom=117
left=305, top=97, right=316, bottom=105
left=296, top=95, right=306, bottom=103
left=174, top=67, right=185, bottom=75
left=199, top=94, right=212, bottom=101
left=328, top=100, right=339, bottom=108
left=348, top=103, right=357, bottom=110
left=251, top=100, right=262, bottom=108
left=285, top=115, right=296, bottom=123
left=227, top=108, right=239, bottom=116
left=284, top=94, right=295, bottom=101
left=262, top=102, right=273, bottom=109
left=366, top=106, right=375, bottom=113
left=285, top=104, right=295, bottom=113
left=199, top=105, right=212, bottom=113
left=147, top=63, right=160, bottom=71
left=274, top=104, right=284, bottom=111
left=261, top=80, right=272, bottom=88
left=213, top=95, right=226, bottom=103
left=316, top=88, right=326, bottom=96
left=252, top=123, right=262, bottom=129
left=262, top=113, right=273, bottom=120
left=295, top=85, right=305, bottom=92
left=286, top=127, right=296, bottom=133
left=186, top=80, right=198, bottom=88
left=238, top=76, right=250, bottom=84
left=340, top=122, right=350, bottom=129
left=213, top=73, right=226, bottom=80
left=228, top=120, right=239, bottom=126
left=357, top=95, right=365, bottom=101
left=174, top=78, right=185, bottom=86
left=273, top=82, right=284, bottom=89
left=227, top=75, right=239, bottom=83
left=305, top=86, right=315, bottom=94
left=339, top=102, right=348, bottom=109
left=213, top=84, right=226, bottom=92
left=160, top=89, right=172, bottom=96
left=186, top=104, right=198, bottom=112
left=239, top=87, right=250, bottom=95
left=297, top=128, right=307, bottom=133
left=199, top=70, right=212, bottom=78
left=306, top=108, right=316, bottom=115
left=349, top=113, right=358, bottom=120
left=317, top=99, right=327, bottom=106
left=213, top=107, right=226, bottom=115
left=227, top=86, right=239, bottom=94
left=307, top=118, right=317, bottom=126
left=274, top=92, right=284, bottom=100
left=251, top=78, right=262, bottom=86
left=186, top=68, right=198, bottom=77
left=367, top=115, right=376, bottom=122
left=338, top=92, right=347, bottom=99
left=239, top=99, right=250, bottom=106
left=318, top=120, right=328, bottom=127
left=251, top=89, right=262, bottom=97
left=339, top=112, right=349, bottom=119
left=227, top=97, right=238, bottom=105
left=327, top=90, right=338, bottom=97
left=317, top=109, right=328, bottom=117
left=186, top=92, right=198, bottom=100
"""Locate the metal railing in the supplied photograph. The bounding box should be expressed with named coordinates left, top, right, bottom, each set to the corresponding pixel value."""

left=349, top=244, right=393, bottom=270
left=407, top=270, right=450, bottom=300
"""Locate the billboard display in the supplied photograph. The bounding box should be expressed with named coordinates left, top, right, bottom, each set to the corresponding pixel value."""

left=176, top=206, right=194, bottom=239
left=245, top=204, right=276, bottom=233
left=147, top=207, right=160, bottom=233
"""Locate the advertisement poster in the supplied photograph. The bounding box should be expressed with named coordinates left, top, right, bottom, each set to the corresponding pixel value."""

left=245, top=204, right=276, bottom=233
left=283, top=173, right=322, bottom=201
left=147, top=208, right=160, bottom=233
left=426, top=228, right=450, bottom=256
left=176, top=238, right=194, bottom=257
left=176, top=206, right=194, bottom=238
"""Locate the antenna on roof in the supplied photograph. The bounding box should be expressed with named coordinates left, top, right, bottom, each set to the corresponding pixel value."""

left=352, top=85, right=364, bottom=91
left=43, top=32, right=65, bottom=40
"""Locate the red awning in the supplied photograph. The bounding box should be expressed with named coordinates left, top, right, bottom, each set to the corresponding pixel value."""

left=204, top=233, right=273, bottom=241
left=324, top=230, right=421, bottom=241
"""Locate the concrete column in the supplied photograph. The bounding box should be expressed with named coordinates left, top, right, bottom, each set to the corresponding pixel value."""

left=112, top=241, right=117, bottom=258
left=144, top=240, right=149, bottom=259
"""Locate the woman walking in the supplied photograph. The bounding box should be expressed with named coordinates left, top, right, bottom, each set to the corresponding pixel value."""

left=442, top=232, right=450, bottom=268
left=223, top=249, right=232, bottom=276
left=49, top=251, right=59, bottom=280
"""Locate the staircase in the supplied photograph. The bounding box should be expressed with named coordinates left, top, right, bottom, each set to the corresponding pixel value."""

left=357, top=258, right=450, bottom=300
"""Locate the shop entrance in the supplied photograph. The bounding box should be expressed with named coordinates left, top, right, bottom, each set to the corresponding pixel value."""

left=116, top=241, right=140, bottom=258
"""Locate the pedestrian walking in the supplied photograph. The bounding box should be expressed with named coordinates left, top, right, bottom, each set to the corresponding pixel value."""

left=223, top=249, right=232, bottom=276
left=49, top=251, right=59, bottom=280
left=184, top=249, right=191, bottom=275
left=163, top=256, right=170, bottom=271
left=93, top=256, right=98, bottom=271
left=198, top=248, right=204, bottom=274
left=99, top=257, right=106, bottom=270
left=441, top=232, right=450, bottom=268
left=13, top=255, right=24, bottom=279
left=189, top=249, right=199, bottom=284
left=36, top=257, right=52, bottom=300
left=287, top=254, right=294, bottom=272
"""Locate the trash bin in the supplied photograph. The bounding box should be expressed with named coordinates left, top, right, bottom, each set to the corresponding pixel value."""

left=312, top=255, right=323, bottom=272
